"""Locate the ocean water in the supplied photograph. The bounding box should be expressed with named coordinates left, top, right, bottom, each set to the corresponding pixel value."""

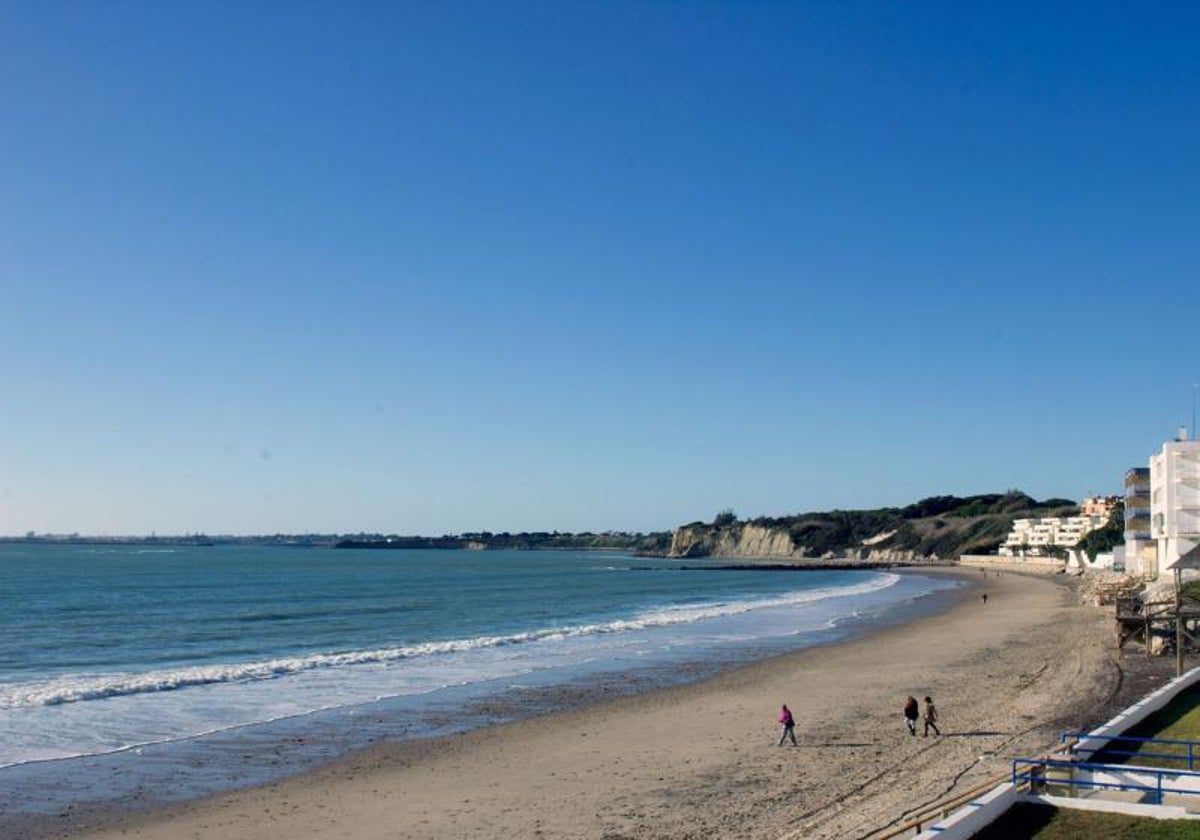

left=0, top=543, right=959, bottom=804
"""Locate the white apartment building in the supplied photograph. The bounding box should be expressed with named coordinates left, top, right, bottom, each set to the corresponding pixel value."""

left=1149, top=428, right=1200, bottom=575
left=998, top=514, right=1107, bottom=559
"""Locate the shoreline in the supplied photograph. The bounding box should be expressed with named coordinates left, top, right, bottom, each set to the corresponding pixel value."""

left=2, top=567, right=962, bottom=838
left=17, top=566, right=1171, bottom=840
left=14, top=565, right=1138, bottom=840
left=677, top=560, right=958, bottom=571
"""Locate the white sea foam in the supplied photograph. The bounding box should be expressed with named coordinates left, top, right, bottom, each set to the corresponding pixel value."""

left=1, top=573, right=899, bottom=710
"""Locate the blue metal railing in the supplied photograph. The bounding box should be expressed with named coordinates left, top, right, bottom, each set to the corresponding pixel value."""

left=1013, top=757, right=1200, bottom=805
left=1061, top=731, right=1200, bottom=770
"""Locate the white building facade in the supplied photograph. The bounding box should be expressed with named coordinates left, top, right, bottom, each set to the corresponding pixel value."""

left=1149, top=430, right=1200, bottom=574
left=999, top=514, right=1107, bottom=561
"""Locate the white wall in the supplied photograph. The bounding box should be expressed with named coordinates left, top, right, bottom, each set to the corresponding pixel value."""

left=912, top=784, right=1017, bottom=840
left=1151, top=439, right=1200, bottom=573
left=959, top=553, right=1065, bottom=571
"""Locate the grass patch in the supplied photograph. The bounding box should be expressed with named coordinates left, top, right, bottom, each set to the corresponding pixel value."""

left=972, top=803, right=1200, bottom=839
left=1094, top=686, right=1200, bottom=770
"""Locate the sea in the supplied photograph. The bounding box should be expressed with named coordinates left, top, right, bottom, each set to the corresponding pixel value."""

left=0, top=543, right=962, bottom=819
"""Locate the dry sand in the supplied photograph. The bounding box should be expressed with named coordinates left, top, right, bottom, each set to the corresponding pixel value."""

left=59, top=569, right=1131, bottom=840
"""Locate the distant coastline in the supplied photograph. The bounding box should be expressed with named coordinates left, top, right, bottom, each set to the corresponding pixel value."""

left=0, top=534, right=324, bottom=548
left=3, top=490, right=1084, bottom=561
left=332, top=532, right=669, bottom=552
left=0, top=531, right=671, bottom=553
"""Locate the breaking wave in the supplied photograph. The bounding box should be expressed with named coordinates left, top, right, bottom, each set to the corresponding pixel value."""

left=2, top=573, right=898, bottom=709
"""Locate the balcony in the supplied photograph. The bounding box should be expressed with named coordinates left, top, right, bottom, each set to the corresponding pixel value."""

left=1180, top=514, right=1200, bottom=533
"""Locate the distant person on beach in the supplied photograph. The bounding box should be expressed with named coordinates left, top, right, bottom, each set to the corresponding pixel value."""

left=923, top=696, right=941, bottom=737
left=982, top=592, right=988, bottom=604
left=778, top=703, right=798, bottom=747
left=903, top=696, right=919, bottom=736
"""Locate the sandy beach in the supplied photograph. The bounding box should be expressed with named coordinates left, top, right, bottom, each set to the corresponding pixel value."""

left=34, top=569, right=1144, bottom=840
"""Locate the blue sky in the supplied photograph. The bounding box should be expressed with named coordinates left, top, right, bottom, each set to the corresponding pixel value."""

left=2, top=2, right=1198, bottom=536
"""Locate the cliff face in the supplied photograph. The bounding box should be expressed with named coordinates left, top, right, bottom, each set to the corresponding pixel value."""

left=670, top=523, right=796, bottom=559
left=668, top=525, right=715, bottom=558
left=668, top=522, right=935, bottom=562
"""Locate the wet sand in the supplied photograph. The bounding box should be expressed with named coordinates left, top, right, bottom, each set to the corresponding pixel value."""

left=42, top=569, right=1133, bottom=839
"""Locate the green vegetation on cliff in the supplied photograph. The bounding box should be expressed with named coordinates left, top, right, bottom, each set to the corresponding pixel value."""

left=675, top=491, right=1078, bottom=560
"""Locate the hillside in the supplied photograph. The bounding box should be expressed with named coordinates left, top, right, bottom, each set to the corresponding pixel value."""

left=668, top=492, right=1078, bottom=561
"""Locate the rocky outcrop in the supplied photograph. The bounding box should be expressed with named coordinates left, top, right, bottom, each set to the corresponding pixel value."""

left=669, top=524, right=722, bottom=558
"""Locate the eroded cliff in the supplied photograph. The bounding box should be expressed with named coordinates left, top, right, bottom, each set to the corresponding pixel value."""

left=670, top=523, right=796, bottom=559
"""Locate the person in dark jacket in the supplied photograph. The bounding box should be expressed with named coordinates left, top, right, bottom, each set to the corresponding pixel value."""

left=903, top=695, right=919, bottom=736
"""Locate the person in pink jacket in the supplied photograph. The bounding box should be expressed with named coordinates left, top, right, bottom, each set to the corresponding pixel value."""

left=778, top=703, right=798, bottom=747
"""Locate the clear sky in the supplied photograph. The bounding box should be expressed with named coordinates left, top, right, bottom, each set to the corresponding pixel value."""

left=2, top=2, right=1198, bottom=536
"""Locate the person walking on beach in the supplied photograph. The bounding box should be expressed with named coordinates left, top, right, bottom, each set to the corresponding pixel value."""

left=981, top=592, right=988, bottom=604
left=903, top=696, right=919, bottom=736
left=923, top=696, right=941, bottom=737
left=778, top=703, right=798, bottom=747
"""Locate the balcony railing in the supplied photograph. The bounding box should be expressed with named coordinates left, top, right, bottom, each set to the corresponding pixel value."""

left=1012, top=757, right=1200, bottom=805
